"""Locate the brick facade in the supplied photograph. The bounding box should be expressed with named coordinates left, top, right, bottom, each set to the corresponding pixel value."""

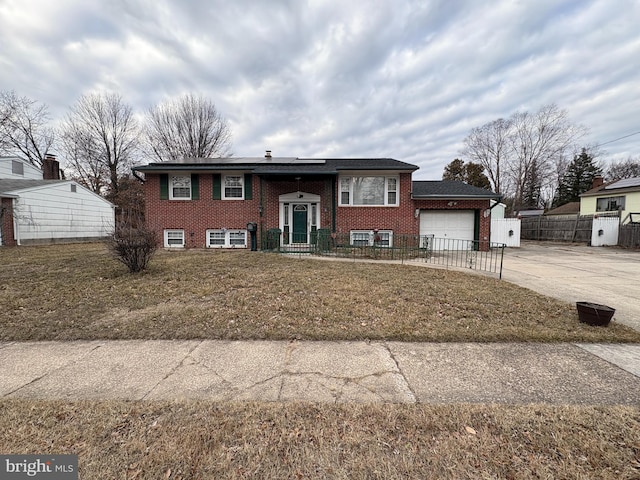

left=145, top=174, right=261, bottom=248
left=144, top=171, right=494, bottom=251
left=335, top=173, right=418, bottom=235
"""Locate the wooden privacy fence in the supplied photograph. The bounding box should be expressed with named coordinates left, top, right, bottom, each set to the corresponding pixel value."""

left=619, top=223, right=640, bottom=248
left=521, top=215, right=594, bottom=242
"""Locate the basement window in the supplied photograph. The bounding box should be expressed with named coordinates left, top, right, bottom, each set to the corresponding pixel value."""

left=164, top=229, right=185, bottom=248
left=350, top=230, right=393, bottom=247
left=206, top=229, right=247, bottom=248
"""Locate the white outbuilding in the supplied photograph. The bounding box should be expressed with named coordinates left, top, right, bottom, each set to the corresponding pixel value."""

left=0, top=156, right=115, bottom=246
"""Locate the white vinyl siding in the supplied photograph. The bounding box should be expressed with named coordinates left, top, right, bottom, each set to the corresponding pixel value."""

left=8, top=182, right=115, bottom=245
left=164, top=229, right=185, bottom=248
left=206, top=229, right=247, bottom=248
left=0, top=157, right=43, bottom=180
left=339, top=176, right=399, bottom=206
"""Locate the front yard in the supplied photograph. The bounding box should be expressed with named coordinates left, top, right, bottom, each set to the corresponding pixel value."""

left=2, top=243, right=640, bottom=342
left=2, top=243, right=640, bottom=478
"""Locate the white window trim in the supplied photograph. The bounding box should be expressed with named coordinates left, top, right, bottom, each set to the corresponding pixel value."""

left=339, top=176, right=399, bottom=206
left=164, top=229, right=185, bottom=248
left=596, top=195, right=625, bottom=212
left=222, top=175, right=245, bottom=200
left=169, top=175, right=192, bottom=200
left=350, top=230, right=393, bottom=247
left=206, top=229, right=248, bottom=248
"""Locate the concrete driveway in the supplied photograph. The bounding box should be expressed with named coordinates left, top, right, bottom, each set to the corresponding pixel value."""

left=502, top=241, right=640, bottom=331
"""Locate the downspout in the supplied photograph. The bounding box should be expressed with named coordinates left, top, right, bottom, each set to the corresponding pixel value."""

left=486, top=197, right=504, bottom=214
left=13, top=198, right=20, bottom=246
left=331, top=175, right=337, bottom=232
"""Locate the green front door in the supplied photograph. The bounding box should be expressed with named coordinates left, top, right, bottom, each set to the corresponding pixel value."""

left=292, top=204, right=308, bottom=243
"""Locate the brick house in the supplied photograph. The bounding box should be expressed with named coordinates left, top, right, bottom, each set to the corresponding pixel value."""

left=133, top=153, right=500, bottom=251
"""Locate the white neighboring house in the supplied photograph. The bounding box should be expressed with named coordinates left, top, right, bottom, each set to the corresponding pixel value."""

left=0, top=156, right=115, bottom=246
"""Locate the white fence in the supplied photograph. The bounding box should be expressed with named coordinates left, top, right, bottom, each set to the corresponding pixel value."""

left=491, top=218, right=521, bottom=247
left=591, top=216, right=619, bottom=246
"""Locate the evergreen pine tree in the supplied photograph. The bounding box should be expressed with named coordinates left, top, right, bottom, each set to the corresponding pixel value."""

left=553, top=148, right=602, bottom=207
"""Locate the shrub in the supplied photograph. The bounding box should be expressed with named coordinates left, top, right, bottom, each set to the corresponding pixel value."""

left=108, top=222, right=158, bottom=273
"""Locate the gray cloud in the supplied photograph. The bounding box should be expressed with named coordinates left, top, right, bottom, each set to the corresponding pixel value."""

left=1, top=0, right=639, bottom=179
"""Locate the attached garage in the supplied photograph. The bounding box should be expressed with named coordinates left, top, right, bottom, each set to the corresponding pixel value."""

left=412, top=180, right=502, bottom=251
left=420, top=210, right=476, bottom=249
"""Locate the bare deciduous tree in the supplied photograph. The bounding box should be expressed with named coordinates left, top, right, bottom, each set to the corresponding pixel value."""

left=0, top=90, right=55, bottom=167
left=607, top=156, right=640, bottom=181
left=508, top=104, right=587, bottom=210
left=145, top=93, right=232, bottom=161
left=461, top=117, right=512, bottom=195
left=460, top=104, right=587, bottom=210
left=60, top=92, right=139, bottom=201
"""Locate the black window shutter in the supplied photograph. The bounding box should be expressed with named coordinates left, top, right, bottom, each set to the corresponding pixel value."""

left=212, top=174, right=221, bottom=200
left=244, top=174, right=253, bottom=200
left=160, top=174, right=169, bottom=199
left=191, top=174, right=200, bottom=200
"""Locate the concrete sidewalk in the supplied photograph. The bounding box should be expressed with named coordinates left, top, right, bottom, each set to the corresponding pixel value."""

left=1, top=340, right=638, bottom=404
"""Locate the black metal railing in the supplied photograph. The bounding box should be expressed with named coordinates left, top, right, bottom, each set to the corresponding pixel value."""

left=262, top=230, right=506, bottom=278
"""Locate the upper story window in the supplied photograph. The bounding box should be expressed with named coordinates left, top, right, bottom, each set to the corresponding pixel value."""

left=170, top=175, right=191, bottom=199
left=160, top=173, right=199, bottom=200
left=223, top=175, right=244, bottom=199
left=339, top=176, right=399, bottom=206
left=596, top=196, right=625, bottom=212
left=12, top=160, right=24, bottom=176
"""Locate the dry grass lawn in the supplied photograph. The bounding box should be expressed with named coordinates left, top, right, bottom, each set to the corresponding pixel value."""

left=3, top=244, right=640, bottom=478
left=1, top=400, right=639, bottom=479
left=2, top=243, right=640, bottom=342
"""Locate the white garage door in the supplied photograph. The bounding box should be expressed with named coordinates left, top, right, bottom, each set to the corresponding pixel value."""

left=420, top=210, right=475, bottom=249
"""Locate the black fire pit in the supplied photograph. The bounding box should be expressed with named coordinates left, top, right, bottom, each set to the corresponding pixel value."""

left=576, top=302, right=615, bottom=327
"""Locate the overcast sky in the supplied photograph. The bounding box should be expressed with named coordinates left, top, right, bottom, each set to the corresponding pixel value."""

left=1, top=0, right=639, bottom=179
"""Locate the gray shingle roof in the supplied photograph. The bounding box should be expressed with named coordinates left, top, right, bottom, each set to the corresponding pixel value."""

left=133, top=157, right=419, bottom=174
left=412, top=180, right=500, bottom=199
left=0, top=179, right=66, bottom=195
left=581, top=176, right=640, bottom=196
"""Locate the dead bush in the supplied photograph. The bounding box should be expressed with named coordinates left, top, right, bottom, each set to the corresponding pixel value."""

left=108, top=222, right=158, bottom=273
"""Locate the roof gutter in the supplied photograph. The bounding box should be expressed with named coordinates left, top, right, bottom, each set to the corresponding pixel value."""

left=132, top=169, right=146, bottom=183
left=412, top=194, right=502, bottom=200
left=487, top=196, right=504, bottom=210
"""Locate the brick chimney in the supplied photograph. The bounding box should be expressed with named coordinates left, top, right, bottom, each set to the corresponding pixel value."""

left=265, top=150, right=272, bottom=159
left=42, top=154, right=60, bottom=180
left=591, top=175, right=604, bottom=190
